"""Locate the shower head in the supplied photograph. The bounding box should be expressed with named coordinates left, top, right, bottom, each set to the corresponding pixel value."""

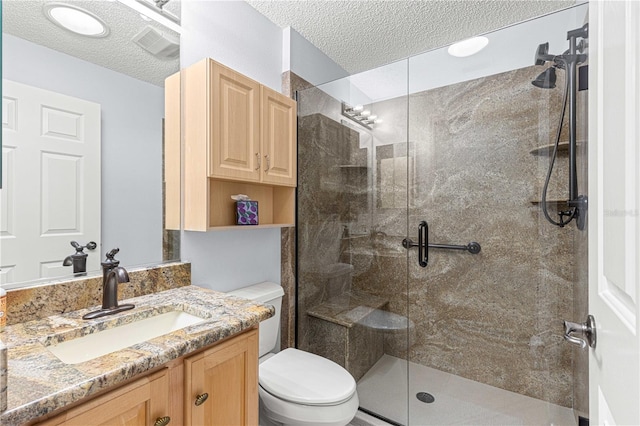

left=532, top=67, right=557, bottom=89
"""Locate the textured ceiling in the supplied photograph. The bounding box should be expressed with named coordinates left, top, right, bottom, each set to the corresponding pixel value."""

left=3, top=1, right=579, bottom=86
left=3, top=0, right=180, bottom=87
left=246, top=0, right=577, bottom=74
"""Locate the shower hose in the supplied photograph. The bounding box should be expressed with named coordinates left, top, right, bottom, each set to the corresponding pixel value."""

left=541, top=58, right=576, bottom=227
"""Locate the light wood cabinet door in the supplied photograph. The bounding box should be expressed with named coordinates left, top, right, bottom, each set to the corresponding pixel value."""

left=210, top=62, right=261, bottom=182
left=37, top=370, right=170, bottom=426
left=184, top=329, right=258, bottom=426
left=261, top=85, right=297, bottom=187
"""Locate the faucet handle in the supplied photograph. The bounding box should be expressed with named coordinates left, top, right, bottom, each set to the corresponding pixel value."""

left=102, top=248, right=121, bottom=269
left=70, top=241, right=97, bottom=253
left=105, top=248, right=120, bottom=260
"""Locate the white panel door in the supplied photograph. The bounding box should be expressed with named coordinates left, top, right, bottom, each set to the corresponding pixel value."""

left=1, top=80, right=101, bottom=284
left=589, top=1, right=640, bottom=424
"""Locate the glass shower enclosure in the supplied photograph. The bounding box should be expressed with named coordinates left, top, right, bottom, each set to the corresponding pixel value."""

left=296, top=4, right=589, bottom=426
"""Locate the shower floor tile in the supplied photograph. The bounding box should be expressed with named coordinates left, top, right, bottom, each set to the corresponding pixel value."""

left=357, top=355, right=576, bottom=426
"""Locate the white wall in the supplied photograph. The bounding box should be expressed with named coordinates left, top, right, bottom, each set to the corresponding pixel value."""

left=179, top=0, right=284, bottom=291
left=3, top=34, right=164, bottom=269
left=181, top=2, right=349, bottom=91
left=179, top=1, right=348, bottom=293
left=283, top=27, right=348, bottom=86
left=182, top=228, right=281, bottom=292
left=180, top=0, right=283, bottom=91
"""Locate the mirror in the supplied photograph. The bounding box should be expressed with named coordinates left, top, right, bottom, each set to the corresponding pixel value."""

left=1, top=0, right=181, bottom=288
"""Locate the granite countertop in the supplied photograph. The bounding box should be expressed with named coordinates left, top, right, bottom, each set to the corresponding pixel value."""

left=0, top=285, right=274, bottom=426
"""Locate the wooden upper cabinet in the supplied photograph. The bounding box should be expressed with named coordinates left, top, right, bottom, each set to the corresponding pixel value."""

left=261, top=85, right=297, bottom=186
left=178, top=58, right=297, bottom=231
left=210, top=63, right=261, bottom=181
left=184, top=58, right=296, bottom=186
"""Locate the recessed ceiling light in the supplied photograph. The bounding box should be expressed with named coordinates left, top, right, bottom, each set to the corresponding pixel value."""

left=447, top=36, right=489, bottom=58
left=43, top=2, right=110, bottom=38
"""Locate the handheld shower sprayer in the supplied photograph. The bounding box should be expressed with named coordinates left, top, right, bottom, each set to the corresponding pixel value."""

left=532, top=23, right=589, bottom=230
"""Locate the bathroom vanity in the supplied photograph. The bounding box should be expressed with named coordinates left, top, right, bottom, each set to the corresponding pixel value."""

left=0, top=286, right=273, bottom=425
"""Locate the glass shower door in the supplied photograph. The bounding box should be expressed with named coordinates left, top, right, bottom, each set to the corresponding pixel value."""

left=296, top=5, right=588, bottom=424
left=404, top=4, right=589, bottom=425
left=296, top=60, right=412, bottom=425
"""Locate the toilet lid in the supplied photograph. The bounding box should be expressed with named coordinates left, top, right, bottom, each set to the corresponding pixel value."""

left=259, top=348, right=356, bottom=406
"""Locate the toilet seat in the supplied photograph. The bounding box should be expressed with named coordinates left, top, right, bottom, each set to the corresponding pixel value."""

left=259, top=385, right=359, bottom=426
left=259, top=348, right=356, bottom=406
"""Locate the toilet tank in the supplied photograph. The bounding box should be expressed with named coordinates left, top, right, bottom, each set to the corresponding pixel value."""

left=227, top=282, right=284, bottom=357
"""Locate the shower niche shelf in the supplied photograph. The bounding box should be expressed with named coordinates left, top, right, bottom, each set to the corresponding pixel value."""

left=337, top=165, right=368, bottom=169
left=529, top=140, right=585, bottom=156
left=530, top=199, right=569, bottom=209
left=529, top=141, right=569, bottom=156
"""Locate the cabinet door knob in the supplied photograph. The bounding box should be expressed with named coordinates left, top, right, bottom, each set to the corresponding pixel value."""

left=264, top=154, right=271, bottom=172
left=154, top=416, right=171, bottom=426
left=255, top=153, right=261, bottom=171
left=195, top=392, right=209, bottom=406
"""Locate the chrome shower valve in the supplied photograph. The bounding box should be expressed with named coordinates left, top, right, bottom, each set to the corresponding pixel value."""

left=563, top=315, right=596, bottom=349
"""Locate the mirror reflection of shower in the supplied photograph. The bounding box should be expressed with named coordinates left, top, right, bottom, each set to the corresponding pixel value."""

left=532, top=23, right=589, bottom=230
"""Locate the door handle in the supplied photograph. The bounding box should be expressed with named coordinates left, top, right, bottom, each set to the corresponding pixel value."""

left=402, top=220, right=481, bottom=268
left=563, top=315, right=596, bottom=349
left=401, top=221, right=429, bottom=268
left=418, top=220, right=428, bottom=267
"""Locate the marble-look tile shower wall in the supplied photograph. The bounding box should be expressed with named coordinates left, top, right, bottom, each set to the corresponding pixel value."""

left=297, top=108, right=363, bottom=355
left=359, top=66, right=576, bottom=407
left=297, top=65, right=584, bottom=408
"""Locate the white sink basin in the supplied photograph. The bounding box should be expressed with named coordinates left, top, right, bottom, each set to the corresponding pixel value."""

left=46, top=311, right=206, bottom=364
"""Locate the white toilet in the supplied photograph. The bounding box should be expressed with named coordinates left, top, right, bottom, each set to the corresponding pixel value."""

left=228, top=282, right=359, bottom=426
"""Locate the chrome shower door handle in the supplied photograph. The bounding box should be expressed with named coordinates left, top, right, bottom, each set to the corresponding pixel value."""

left=563, top=315, right=596, bottom=349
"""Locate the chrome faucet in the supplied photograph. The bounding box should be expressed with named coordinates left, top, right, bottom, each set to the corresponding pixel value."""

left=82, top=248, right=135, bottom=320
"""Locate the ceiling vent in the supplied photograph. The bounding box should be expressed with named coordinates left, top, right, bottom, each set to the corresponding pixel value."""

left=132, top=25, right=179, bottom=59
